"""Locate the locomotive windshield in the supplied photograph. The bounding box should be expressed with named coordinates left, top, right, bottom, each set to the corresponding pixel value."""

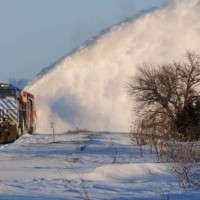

left=0, top=89, right=16, bottom=98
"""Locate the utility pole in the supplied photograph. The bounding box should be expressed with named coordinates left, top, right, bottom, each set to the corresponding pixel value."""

left=51, top=122, right=55, bottom=142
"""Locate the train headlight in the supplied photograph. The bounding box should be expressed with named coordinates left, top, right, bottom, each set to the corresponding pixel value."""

left=9, top=121, right=16, bottom=126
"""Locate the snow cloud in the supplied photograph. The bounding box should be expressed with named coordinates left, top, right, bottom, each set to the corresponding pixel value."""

left=26, top=0, right=200, bottom=133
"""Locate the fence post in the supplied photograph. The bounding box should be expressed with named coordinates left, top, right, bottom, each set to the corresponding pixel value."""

left=51, top=122, right=55, bottom=142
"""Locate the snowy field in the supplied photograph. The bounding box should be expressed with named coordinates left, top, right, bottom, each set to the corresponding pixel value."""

left=0, top=131, right=199, bottom=200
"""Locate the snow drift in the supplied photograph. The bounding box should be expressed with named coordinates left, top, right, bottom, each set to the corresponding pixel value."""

left=26, top=0, right=200, bottom=133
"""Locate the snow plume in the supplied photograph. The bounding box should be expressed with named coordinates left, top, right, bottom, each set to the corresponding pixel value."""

left=26, top=0, right=200, bottom=133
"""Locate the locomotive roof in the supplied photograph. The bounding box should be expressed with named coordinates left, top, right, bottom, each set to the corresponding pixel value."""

left=0, top=83, right=21, bottom=91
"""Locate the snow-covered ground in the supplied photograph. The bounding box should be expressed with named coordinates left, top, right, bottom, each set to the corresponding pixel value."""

left=0, top=131, right=199, bottom=200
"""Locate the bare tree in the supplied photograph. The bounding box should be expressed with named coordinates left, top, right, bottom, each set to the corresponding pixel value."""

left=127, top=51, right=200, bottom=141
left=127, top=51, right=200, bottom=189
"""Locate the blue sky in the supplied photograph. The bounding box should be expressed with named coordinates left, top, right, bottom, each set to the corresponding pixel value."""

left=0, top=0, right=168, bottom=85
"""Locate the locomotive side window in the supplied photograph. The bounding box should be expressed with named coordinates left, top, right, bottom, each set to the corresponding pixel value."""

left=0, top=89, right=16, bottom=97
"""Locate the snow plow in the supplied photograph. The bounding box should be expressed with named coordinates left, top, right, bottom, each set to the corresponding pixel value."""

left=0, top=83, right=36, bottom=144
